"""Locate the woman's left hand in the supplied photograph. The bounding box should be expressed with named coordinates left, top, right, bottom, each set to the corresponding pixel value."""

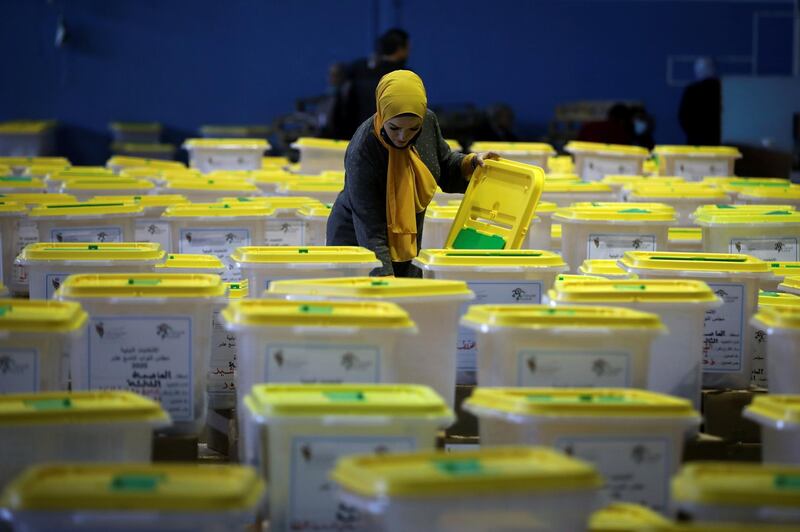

left=473, top=151, right=501, bottom=168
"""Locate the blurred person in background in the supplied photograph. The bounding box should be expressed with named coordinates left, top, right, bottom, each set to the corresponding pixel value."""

left=481, top=103, right=519, bottom=142
left=577, top=103, right=633, bottom=145
left=630, top=105, right=655, bottom=149
left=679, top=57, right=721, bottom=145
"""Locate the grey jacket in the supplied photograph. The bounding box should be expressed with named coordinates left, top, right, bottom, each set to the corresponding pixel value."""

left=327, top=110, right=469, bottom=276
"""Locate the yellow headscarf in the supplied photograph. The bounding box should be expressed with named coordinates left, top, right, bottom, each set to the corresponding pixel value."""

left=373, top=70, right=437, bottom=262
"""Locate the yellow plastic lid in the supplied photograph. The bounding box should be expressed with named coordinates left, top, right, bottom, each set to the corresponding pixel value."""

left=694, top=204, right=796, bottom=215
left=0, top=463, right=263, bottom=512
left=425, top=205, right=459, bottom=220
left=628, top=185, right=729, bottom=201
left=0, top=193, right=76, bottom=206
left=291, top=137, right=349, bottom=150
left=89, top=194, right=189, bottom=208
left=694, top=209, right=800, bottom=225
left=111, top=143, right=175, bottom=154
left=589, top=503, right=671, bottom=531
left=106, top=155, right=186, bottom=170
left=110, top=121, right=161, bottom=132
left=154, top=253, right=225, bottom=272
left=262, top=156, right=290, bottom=168
left=218, top=196, right=322, bottom=210
left=62, top=179, right=155, bottom=192
left=161, top=202, right=274, bottom=218
left=534, top=201, right=558, bottom=214
left=223, top=299, right=414, bottom=329
left=544, top=173, right=582, bottom=183
left=297, top=203, right=331, bottom=217
left=735, top=187, right=800, bottom=201
left=554, top=274, right=606, bottom=288
left=183, top=138, right=269, bottom=150
left=246, top=383, right=451, bottom=418
left=226, top=280, right=248, bottom=299
left=672, top=462, right=800, bottom=508
left=722, top=179, right=794, bottom=190
left=29, top=201, right=143, bottom=218
left=461, top=304, right=664, bottom=330
left=0, top=156, right=68, bottom=168
left=548, top=279, right=719, bottom=304
left=56, top=273, right=227, bottom=299
left=24, top=164, right=70, bottom=177
left=744, top=395, right=800, bottom=427
left=0, top=299, right=87, bottom=333
left=414, top=249, right=567, bottom=270
left=759, top=290, right=800, bottom=308
left=768, top=261, right=800, bottom=279
left=578, top=259, right=636, bottom=277
left=267, top=276, right=473, bottom=300
left=17, top=243, right=165, bottom=263
left=164, top=180, right=260, bottom=194
left=565, top=141, right=649, bottom=157
left=569, top=202, right=675, bottom=212
left=543, top=182, right=614, bottom=193
left=600, top=175, right=646, bottom=187
left=466, top=387, right=697, bottom=418
left=553, top=204, right=676, bottom=222
left=54, top=167, right=115, bottom=177
left=0, top=390, right=167, bottom=425
left=653, top=145, right=742, bottom=158
left=752, top=305, right=800, bottom=331
left=552, top=224, right=561, bottom=239
left=619, top=251, right=772, bottom=275
left=332, top=446, right=601, bottom=499
left=231, top=246, right=379, bottom=265
left=0, top=201, right=26, bottom=214
left=277, top=181, right=342, bottom=193
left=0, top=176, right=45, bottom=190
left=668, top=227, right=703, bottom=243
left=779, top=276, right=800, bottom=294
left=470, top=141, right=555, bottom=154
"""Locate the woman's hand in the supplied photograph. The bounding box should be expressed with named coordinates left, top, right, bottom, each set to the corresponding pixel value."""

left=472, top=151, right=501, bottom=168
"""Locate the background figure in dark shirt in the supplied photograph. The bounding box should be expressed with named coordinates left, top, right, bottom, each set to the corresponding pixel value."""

left=480, top=103, right=519, bottom=142
left=630, top=105, right=656, bottom=149
left=577, top=103, right=633, bottom=145
left=679, top=57, right=721, bottom=145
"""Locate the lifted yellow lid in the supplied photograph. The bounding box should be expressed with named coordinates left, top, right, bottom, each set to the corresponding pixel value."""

left=89, top=194, right=189, bottom=208
left=548, top=279, right=718, bottom=304
left=543, top=182, right=614, bottom=193
left=162, top=202, right=273, bottom=218
left=752, top=305, right=800, bottom=331
left=106, top=155, right=186, bottom=170
left=653, top=145, right=742, bottom=158
left=164, top=180, right=260, bottom=194
left=553, top=204, right=676, bottom=222
left=0, top=193, right=76, bottom=206
left=231, top=246, right=379, bottom=265
left=0, top=390, right=167, bottom=425
left=668, top=227, right=703, bottom=243
left=154, top=253, right=225, bottom=272
left=17, top=243, right=165, bottom=263
left=577, top=259, right=635, bottom=278
left=759, top=290, right=800, bottom=308
left=589, top=503, right=671, bottom=531
left=465, top=387, right=698, bottom=418
left=461, top=304, right=664, bottom=330
left=744, top=395, right=800, bottom=427
left=226, top=280, right=248, bottom=298
left=0, top=299, right=87, bottom=333
left=619, top=251, right=772, bottom=275
left=56, top=273, right=226, bottom=299
left=566, top=141, right=649, bottom=157
left=291, top=137, right=349, bottom=150
left=183, top=138, right=269, bottom=150
left=0, top=463, right=263, bottom=512
left=0, top=176, right=46, bottom=190
left=414, top=249, right=567, bottom=270
left=672, top=462, right=800, bottom=508
left=694, top=208, right=800, bottom=225
left=29, top=201, right=143, bottom=218
left=223, top=299, right=414, bottom=329
left=332, top=446, right=601, bottom=498
left=470, top=141, right=555, bottom=154
left=267, top=276, right=473, bottom=300
left=246, top=383, right=452, bottom=418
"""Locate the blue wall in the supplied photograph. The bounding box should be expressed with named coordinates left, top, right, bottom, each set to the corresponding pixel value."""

left=0, top=0, right=795, bottom=164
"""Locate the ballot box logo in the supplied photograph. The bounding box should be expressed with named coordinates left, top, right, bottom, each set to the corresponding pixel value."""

left=156, top=323, right=185, bottom=340
left=631, top=238, right=643, bottom=250
left=0, top=355, right=30, bottom=377
left=273, top=350, right=285, bottom=367
left=755, top=330, right=766, bottom=343
left=341, top=352, right=371, bottom=372
left=511, top=287, right=535, bottom=302
left=55, top=232, right=64, bottom=242
left=147, top=224, right=158, bottom=235
left=92, top=321, right=126, bottom=341
left=630, top=443, right=662, bottom=465
left=733, top=241, right=742, bottom=253
left=775, top=241, right=785, bottom=253
left=51, top=277, right=62, bottom=292
left=526, top=356, right=537, bottom=374
left=96, top=231, right=109, bottom=242
left=592, top=357, right=623, bottom=378
left=301, top=443, right=313, bottom=462
left=280, top=223, right=291, bottom=234
left=592, top=237, right=601, bottom=248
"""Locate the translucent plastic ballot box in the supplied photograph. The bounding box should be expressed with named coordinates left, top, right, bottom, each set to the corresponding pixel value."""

left=564, top=142, right=649, bottom=182
left=736, top=185, right=800, bottom=209
left=460, top=305, right=664, bottom=389
left=208, top=281, right=247, bottom=410
left=0, top=299, right=87, bottom=393
left=420, top=205, right=459, bottom=250
left=744, top=395, right=800, bottom=466
left=589, top=503, right=671, bottom=532
left=0, top=463, right=264, bottom=532
left=217, top=195, right=324, bottom=246
left=0, top=391, right=169, bottom=489
left=331, top=446, right=602, bottom=532
left=578, top=259, right=638, bottom=279
left=618, top=251, right=774, bottom=389
left=275, top=180, right=343, bottom=204
left=61, top=178, right=156, bottom=202
left=653, top=145, right=742, bottom=181
left=183, top=138, right=269, bottom=173
left=628, top=184, right=730, bottom=226
left=0, top=156, right=69, bottom=175
left=244, top=383, right=452, bottom=531
left=752, top=290, right=800, bottom=388
left=540, top=181, right=617, bottom=207
left=780, top=276, right=800, bottom=295
left=231, top=246, right=380, bottom=293
left=464, top=388, right=701, bottom=513
left=413, top=250, right=568, bottom=386
left=671, top=462, right=800, bottom=524
left=56, top=273, right=227, bottom=436
left=297, top=203, right=331, bottom=246
left=265, top=276, right=473, bottom=408
left=554, top=203, right=676, bottom=272
left=601, top=175, right=686, bottom=201
left=17, top=243, right=166, bottom=300
left=761, top=262, right=800, bottom=291
left=89, top=194, right=189, bottom=250
left=525, top=200, right=557, bottom=250
left=545, top=279, right=721, bottom=409
left=694, top=209, right=800, bottom=262
left=153, top=253, right=225, bottom=275
left=0, top=121, right=55, bottom=157
left=28, top=201, right=143, bottom=244
left=162, top=203, right=273, bottom=282
left=445, top=159, right=544, bottom=250
left=291, top=137, right=349, bottom=174
left=668, top=227, right=703, bottom=252
left=162, top=179, right=261, bottom=202
left=469, top=141, right=555, bottom=169
left=0, top=201, right=26, bottom=290
left=750, top=306, right=800, bottom=395
left=0, top=176, right=47, bottom=194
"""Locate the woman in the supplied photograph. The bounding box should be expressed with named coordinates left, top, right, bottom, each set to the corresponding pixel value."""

left=327, top=70, right=496, bottom=277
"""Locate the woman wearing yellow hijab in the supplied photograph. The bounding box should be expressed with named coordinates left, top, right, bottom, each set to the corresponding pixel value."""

left=327, top=70, right=496, bottom=277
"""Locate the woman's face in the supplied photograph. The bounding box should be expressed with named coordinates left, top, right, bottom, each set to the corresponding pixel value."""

left=383, top=115, right=422, bottom=148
